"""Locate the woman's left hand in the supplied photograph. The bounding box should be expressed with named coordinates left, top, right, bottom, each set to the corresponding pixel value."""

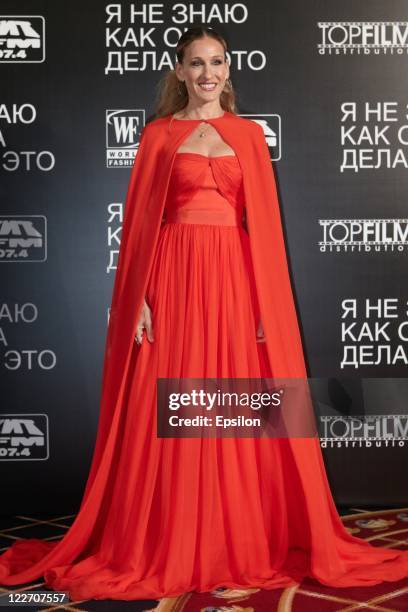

left=256, top=319, right=266, bottom=343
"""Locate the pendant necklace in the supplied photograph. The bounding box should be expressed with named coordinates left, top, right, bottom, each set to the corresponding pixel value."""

left=180, top=111, right=221, bottom=137
left=198, top=124, right=210, bottom=138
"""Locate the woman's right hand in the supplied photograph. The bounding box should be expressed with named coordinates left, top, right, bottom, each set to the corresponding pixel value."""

left=135, top=298, right=154, bottom=345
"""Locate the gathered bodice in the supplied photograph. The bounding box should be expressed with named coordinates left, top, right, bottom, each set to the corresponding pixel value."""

left=164, top=152, right=245, bottom=226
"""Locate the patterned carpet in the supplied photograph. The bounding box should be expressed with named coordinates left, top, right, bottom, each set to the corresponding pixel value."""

left=0, top=508, right=407, bottom=611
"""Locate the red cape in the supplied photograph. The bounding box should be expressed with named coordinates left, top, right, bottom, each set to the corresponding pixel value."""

left=4, top=110, right=405, bottom=589
left=84, top=109, right=340, bottom=515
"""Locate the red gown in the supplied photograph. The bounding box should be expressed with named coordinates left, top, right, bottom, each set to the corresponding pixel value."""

left=1, top=132, right=408, bottom=602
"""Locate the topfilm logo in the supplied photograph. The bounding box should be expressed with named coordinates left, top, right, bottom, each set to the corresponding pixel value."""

left=318, top=218, right=408, bottom=253
left=106, top=109, right=145, bottom=168
left=0, top=16, right=45, bottom=63
left=241, top=114, right=281, bottom=161
left=318, top=21, right=408, bottom=55
left=320, top=414, right=408, bottom=448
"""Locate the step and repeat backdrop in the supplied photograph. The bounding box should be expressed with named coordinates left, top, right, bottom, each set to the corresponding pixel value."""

left=1, top=1, right=408, bottom=512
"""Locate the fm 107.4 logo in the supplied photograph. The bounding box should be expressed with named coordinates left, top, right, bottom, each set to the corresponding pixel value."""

left=0, top=414, right=49, bottom=460
left=0, top=215, right=47, bottom=262
left=0, top=16, right=45, bottom=62
left=106, top=109, right=145, bottom=168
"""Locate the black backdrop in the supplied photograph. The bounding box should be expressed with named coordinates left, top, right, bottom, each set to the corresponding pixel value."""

left=1, top=1, right=407, bottom=513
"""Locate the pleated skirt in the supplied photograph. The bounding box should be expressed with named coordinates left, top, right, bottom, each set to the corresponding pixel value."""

left=51, top=221, right=304, bottom=599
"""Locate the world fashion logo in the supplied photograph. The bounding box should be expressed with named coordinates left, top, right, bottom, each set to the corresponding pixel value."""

left=318, top=218, right=408, bottom=252
left=0, top=16, right=45, bottom=62
left=0, top=414, right=49, bottom=460
left=0, top=216, right=47, bottom=262
left=241, top=113, right=281, bottom=161
left=106, top=109, right=145, bottom=168
left=318, top=21, right=408, bottom=55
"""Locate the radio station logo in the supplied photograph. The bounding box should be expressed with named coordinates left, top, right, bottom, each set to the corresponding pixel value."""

left=0, top=16, right=45, bottom=63
left=241, top=113, right=281, bottom=161
left=318, top=218, right=408, bottom=252
left=106, top=109, right=145, bottom=168
left=0, top=215, right=47, bottom=262
left=0, top=414, right=49, bottom=460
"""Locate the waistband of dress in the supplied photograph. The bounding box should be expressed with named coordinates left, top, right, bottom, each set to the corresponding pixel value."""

left=165, top=208, right=241, bottom=227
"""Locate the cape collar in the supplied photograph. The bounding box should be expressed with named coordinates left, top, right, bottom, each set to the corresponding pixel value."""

left=166, top=110, right=233, bottom=135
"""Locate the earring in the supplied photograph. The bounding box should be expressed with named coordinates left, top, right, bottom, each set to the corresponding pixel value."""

left=223, top=77, right=232, bottom=90
left=177, top=80, right=185, bottom=95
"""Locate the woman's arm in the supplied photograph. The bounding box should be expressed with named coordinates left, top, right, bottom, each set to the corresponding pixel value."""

left=135, top=297, right=154, bottom=345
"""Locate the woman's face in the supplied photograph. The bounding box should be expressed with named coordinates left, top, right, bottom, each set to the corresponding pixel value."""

left=175, top=36, right=230, bottom=105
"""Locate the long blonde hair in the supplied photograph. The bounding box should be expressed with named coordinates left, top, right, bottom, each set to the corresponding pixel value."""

left=154, top=25, right=237, bottom=119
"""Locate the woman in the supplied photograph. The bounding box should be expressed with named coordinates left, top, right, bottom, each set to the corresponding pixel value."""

left=1, top=25, right=408, bottom=602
